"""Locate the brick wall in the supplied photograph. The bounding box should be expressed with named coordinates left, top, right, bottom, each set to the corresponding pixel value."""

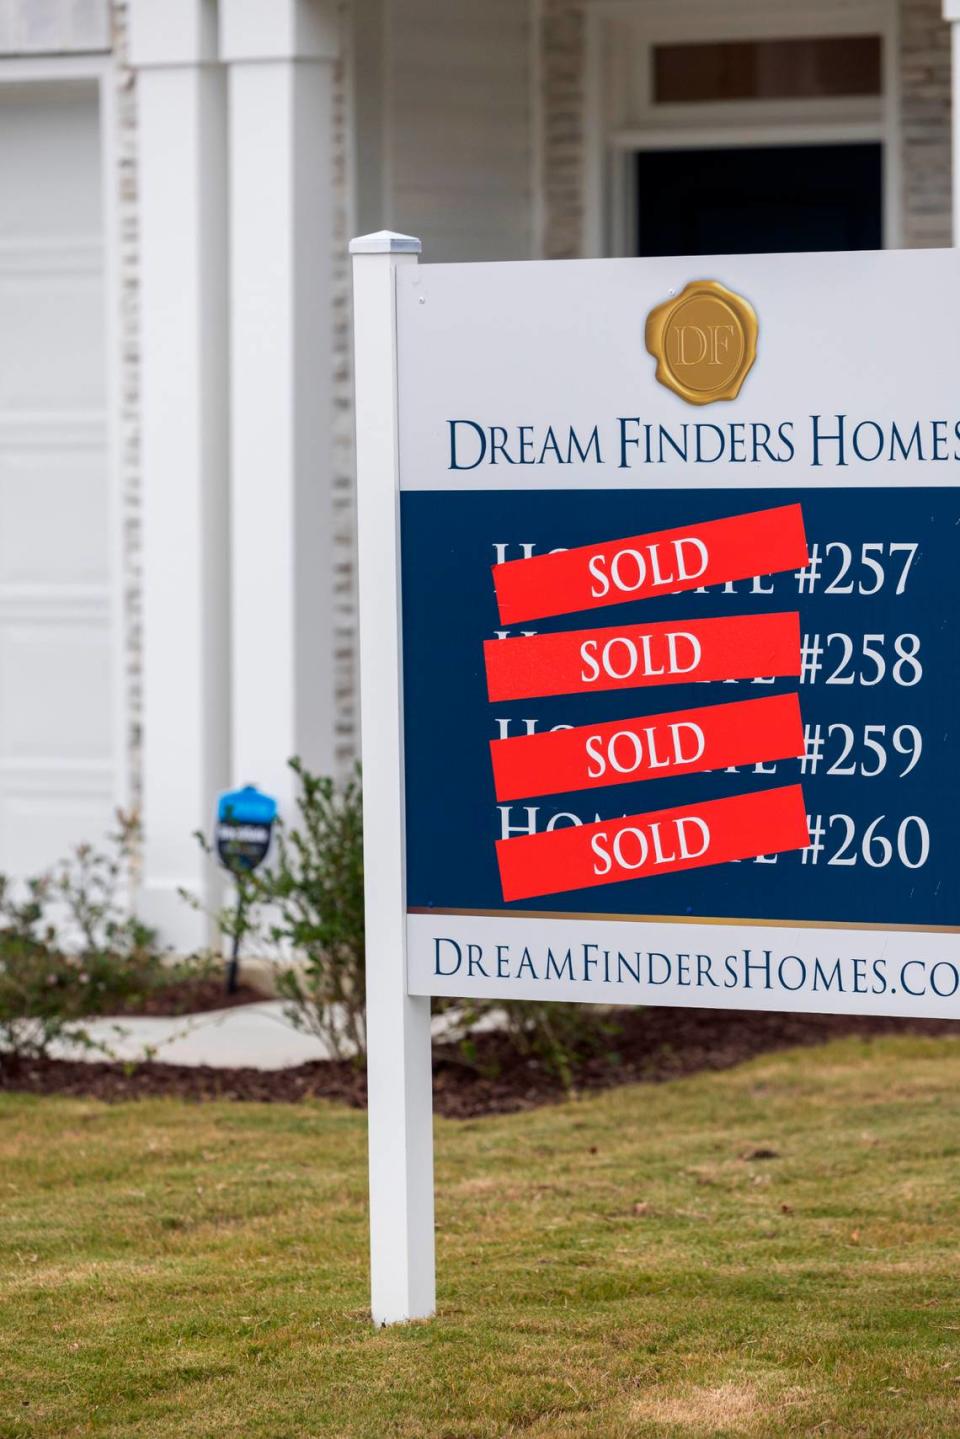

left=901, top=0, right=953, bottom=247
left=110, top=0, right=143, bottom=815
left=540, top=0, right=954, bottom=259
left=542, top=1, right=585, bottom=260
left=332, top=0, right=359, bottom=773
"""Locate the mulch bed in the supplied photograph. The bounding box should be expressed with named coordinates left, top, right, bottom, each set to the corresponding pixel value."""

left=117, top=977, right=266, bottom=1016
left=1, top=1008, right=956, bottom=1118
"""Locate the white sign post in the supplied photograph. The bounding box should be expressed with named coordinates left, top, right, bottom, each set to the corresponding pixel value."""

left=351, top=231, right=435, bottom=1326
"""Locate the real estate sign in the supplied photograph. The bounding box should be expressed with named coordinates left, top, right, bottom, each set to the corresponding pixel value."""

left=350, top=237, right=960, bottom=1323
left=397, top=249, right=960, bottom=1020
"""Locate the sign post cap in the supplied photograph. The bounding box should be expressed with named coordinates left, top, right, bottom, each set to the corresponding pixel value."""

left=349, top=230, right=422, bottom=256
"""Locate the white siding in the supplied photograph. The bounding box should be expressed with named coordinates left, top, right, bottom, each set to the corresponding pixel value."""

left=387, top=0, right=533, bottom=260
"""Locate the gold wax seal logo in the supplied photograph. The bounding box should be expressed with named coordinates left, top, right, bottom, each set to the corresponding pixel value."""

left=645, top=279, right=758, bottom=405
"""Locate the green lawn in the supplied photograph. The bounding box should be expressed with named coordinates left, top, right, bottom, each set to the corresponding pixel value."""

left=2, top=1035, right=960, bottom=1437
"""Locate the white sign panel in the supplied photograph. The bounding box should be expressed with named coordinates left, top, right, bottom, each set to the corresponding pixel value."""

left=391, top=248, right=960, bottom=1020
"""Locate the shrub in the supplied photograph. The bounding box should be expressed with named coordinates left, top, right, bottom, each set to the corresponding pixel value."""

left=0, top=815, right=195, bottom=1066
left=442, top=997, right=622, bottom=1090
left=220, top=761, right=618, bottom=1086
left=225, top=760, right=366, bottom=1061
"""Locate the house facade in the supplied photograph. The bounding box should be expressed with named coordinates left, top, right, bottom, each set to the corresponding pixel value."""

left=0, top=0, right=957, bottom=946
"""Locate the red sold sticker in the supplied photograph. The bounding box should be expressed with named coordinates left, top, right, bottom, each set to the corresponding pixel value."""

left=492, top=503, right=808, bottom=625
left=490, top=692, right=804, bottom=802
left=496, top=785, right=810, bottom=903
left=484, top=610, right=801, bottom=703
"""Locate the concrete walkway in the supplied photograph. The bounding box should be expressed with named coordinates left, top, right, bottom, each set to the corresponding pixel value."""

left=50, top=1001, right=340, bottom=1070
left=47, top=1000, right=484, bottom=1070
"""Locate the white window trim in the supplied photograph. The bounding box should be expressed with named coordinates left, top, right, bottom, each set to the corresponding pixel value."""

left=0, top=53, right=129, bottom=824
left=584, top=0, right=901, bottom=257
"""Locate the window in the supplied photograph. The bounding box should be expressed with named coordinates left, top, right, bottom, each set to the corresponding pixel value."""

left=653, top=36, right=882, bottom=104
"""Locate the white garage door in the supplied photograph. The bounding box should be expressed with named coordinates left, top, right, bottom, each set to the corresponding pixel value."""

left=0, top=80, right=116, bottom=877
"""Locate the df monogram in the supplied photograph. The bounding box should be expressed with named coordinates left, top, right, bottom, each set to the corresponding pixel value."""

left=645, top=279, right=758, bottom=405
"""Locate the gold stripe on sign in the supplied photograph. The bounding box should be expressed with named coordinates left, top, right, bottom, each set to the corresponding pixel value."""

left=407, top=908, right=960, bottom=935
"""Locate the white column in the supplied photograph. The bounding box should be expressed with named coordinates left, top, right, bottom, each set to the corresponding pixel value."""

left=220, top=0, right=340, bottom=809
left=351, top=232, right=435, bottom=1327
left=947, top=1, right=960, bottom=243
left=130, top=0, right=230, bottom=948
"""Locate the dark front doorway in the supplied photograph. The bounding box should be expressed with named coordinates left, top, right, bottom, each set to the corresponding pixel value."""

left=635, top=142, right=883, bottom=255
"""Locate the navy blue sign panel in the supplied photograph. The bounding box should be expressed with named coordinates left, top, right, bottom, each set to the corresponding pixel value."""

left=401, top=487, right=959, bottom=928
